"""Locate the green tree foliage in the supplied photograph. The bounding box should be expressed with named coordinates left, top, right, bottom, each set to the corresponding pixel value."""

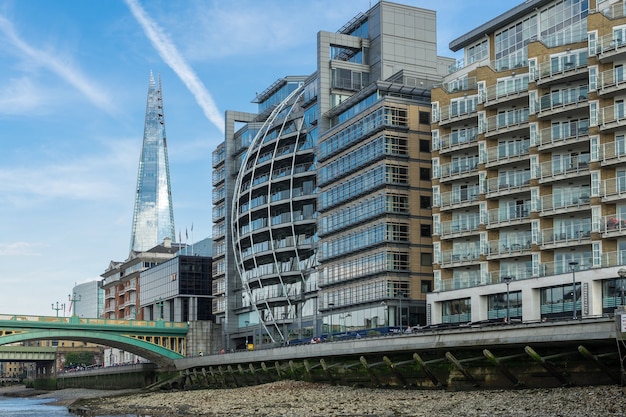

left=65, top=351, right=95, bottom=367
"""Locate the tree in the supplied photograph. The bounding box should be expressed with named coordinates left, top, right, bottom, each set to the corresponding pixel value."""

left=65, top=351, right=95, bottom=367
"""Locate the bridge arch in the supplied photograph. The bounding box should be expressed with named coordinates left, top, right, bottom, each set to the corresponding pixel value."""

left=0, top=330, right=184, bottom=368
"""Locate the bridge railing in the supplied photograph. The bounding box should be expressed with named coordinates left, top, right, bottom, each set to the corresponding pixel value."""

left=0, top=314, right=187, bottom=329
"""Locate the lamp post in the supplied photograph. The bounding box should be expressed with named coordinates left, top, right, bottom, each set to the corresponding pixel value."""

left=68, top=293, right=81, bottom=317
left=244, top=320, right=250, bottom=349
left=380, top=301, right=388, bottom=327
left=328, top=302, right=334, bottom=341
left=398, top=290, right=406, bottom=333
left=51, top=301, right=65, bottom=318
left=502, top=276, right=513, bottom=324
left=569, top=261, right=579, bottom=319
left=156, top=298, right=164, bottom=320
left=618, top=268, right=626, bottom=309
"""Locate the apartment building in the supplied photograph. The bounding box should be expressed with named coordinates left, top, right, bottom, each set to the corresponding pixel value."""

left=429, top=0, right=626, bottom=325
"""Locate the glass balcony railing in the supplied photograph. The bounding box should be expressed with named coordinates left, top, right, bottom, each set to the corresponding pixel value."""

left=487, top=238, right=532, bottom=256
left=601, top=177, right=626, bottom=198
left=440, top=216, right=481, bottom=237
left=538, top=122, right=589, bottom=147
left=539, top=191, right=591, bottom=213
left=438, top=188, right=481, bottom=208
left=538, top=155, right=590, bottom=180
left=538, top=87, right=588, bottom=113
left=540, top=226, right=592, bottom=246
left=486, top=203, right=531, bottom=226
left=601, top=140, right=626, bottom=163
left=485, top=140, right=530, bottom=164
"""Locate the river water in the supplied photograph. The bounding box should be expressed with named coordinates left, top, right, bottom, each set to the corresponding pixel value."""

left=0, top=395, right=129, bottom=417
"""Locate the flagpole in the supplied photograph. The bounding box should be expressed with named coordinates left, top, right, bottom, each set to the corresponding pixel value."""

left=191, top=223, right=194, bottom=255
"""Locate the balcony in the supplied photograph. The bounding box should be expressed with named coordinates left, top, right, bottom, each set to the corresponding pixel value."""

left=537, top=155, right=590, bottom=184
left=438, top=160, right=479, bottom=182
left=539, top=192, right=591, bottom=216
left=484, top=140, right=530, bottom=168
left=482, top=81, right=529, bottom=108
left=538, top=122, right=589, bottom=151
left=485, top=175, right=531, bottom=198
left=443, top=272, right=486, bottom=290
left=486, top=203, right=531, bottom=228
left=601, top=177, right=626, bottom=202
left=598, top=67, right=626, bottom=97
left=437, top=189, right=480, bottom=211
left=537, top=87, right=588, bottom=119
left=439, top=249, right=481, bottom=267
left=599, top=104, right=626, bottom=132
left=596, top=33, right=626, bottom=63
left=484, top=109, right=529, bottom=138
left=600, top=140, right=626, bottom=166
left=489, top=269, right=533, bottom=283
left=437, top=99, right=478, bottom=126
left=439, top=217, right=481, bottom=239
left=486, top=239, right=532, bottom=260
left=602, top=214, right=626, bottom=238
left=540, top=227, right=592, bottom=249
left=436, top=130, right=478, bottom=155
left=534, top=53, right=588, bottom=86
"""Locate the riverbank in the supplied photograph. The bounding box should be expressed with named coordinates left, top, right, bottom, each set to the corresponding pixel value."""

left=0, top=384, right=139, bottom=406
left=66, top=381, right=626, bottom=417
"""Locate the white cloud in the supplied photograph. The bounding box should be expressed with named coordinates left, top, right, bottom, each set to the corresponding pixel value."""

left=0, top=15, right=114, bottom=113
left=125, top=0, right=225, bottom=134
left=0, top=241, right=46, bottom=257
left=0, top=77, right=47, bottom=114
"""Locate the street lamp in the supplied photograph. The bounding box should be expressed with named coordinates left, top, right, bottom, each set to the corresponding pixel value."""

left=244, top=320, right=250, bottom=349
left=156, top=298, right=164, bottom=320
left=618, top=268, right=626, bottom=309
left=502, top=276, right=513, bottom=324
left=328, top=302, right=334, bottom=341
left=51, top=301, right=65, bottom=318
left=569, top=261, right=579, bottom=320
left=68, top=293, right=81, bottom=317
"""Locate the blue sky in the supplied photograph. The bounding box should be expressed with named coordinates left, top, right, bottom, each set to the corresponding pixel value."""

left=0, top=0, right=521, bottom=316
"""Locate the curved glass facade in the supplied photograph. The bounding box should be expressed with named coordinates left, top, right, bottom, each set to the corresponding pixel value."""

left=231, top=83, right=319, bottom=343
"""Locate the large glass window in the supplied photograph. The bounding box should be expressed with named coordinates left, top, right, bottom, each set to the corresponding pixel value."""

left=487, top=291, right=522, bottom=320
left=540, top=283, right=581, bottom=318
left=442, top=298, right=471, bottom=324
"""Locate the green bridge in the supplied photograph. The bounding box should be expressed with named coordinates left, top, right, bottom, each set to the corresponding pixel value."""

left=0, top=314, right=188, bottom=368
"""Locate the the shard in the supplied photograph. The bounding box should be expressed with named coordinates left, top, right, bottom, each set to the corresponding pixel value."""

left=129, top=71, right=175, bottom=253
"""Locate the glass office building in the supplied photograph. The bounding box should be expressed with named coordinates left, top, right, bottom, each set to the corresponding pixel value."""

left=213, top=1, right=451, bottom=349
left=129, top=71, right=176, bottom=253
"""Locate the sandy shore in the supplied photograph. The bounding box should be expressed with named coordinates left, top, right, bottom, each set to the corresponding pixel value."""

left=63, top=381, right=626, bottom=417
left=2, top=382, right=626, bottom=416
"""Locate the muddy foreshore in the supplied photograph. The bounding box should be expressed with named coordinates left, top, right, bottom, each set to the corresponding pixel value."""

left=3, top=382, right=626, bottom=416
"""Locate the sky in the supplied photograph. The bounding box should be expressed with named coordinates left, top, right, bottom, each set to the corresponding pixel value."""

left=0, top=0, right=522, bottom=317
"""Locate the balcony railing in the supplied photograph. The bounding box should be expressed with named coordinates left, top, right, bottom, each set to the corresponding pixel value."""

left=538, top=122, right=589, bottom=148
left=602, top=177, right=626, bottom=199
left=437, top=99, right=478, bottom=124
left=439, top=217, right=481, bottom=238
left=437, top=130, right=478, bottom=152
left=538, top=87, right=588, bottom=115
left=540, top=227, right=592, bottom=247
left=534, top=52, right=588, bottom=84
left=440, top=249, right=481, bottom=266
left=598, top=67, right=626, bottom=94
left=485, top=140, right=530, bottom=165
left=484, top=109, right=529, bottom=134
left=538, top=155, right=590, bottom=180
left=438, top=188, right=480, bottom=209
left=487, top=238, right=532, bottom=257
left=486, top=203, right=531, bottom=226
left=598, top=2, right=626, bottom=19
left=483, top=81, right=529, bottom=105
left=601, top=140, right=626, bottom=163
left=438, top=160, right=479, bottom=180
left=539, top=191, right=590, bottom=213
left=486, top=175, right=531, bottom=195
left=598, top=104, right=626, bottom=129
left=602, top=214, right=626, bottom=235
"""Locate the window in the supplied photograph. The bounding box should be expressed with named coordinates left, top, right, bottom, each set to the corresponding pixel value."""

left=420, top=253, right=432, bottom=266
left=420, top=196, right=432, bottom=209
left=420, top=167, right=431, bottom=181
left=420, top=224, right=431, bottom=237
left=419, top=111, right=430, bottom=124
left=419, top=139, right=430, bottom=152
left=421, top=280, right=433, bottom=293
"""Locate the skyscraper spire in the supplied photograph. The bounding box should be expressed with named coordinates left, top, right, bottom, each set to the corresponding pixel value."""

left=129, top=71, right=176, bottom=253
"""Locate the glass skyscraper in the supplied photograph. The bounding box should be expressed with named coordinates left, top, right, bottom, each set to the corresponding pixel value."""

left=130, top=72, right=176, bottom=253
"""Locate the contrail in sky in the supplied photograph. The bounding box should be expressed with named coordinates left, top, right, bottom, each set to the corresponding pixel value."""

left=125, top=0, right=225, bottom=134
left=0, top=15, right=113, bottom=112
